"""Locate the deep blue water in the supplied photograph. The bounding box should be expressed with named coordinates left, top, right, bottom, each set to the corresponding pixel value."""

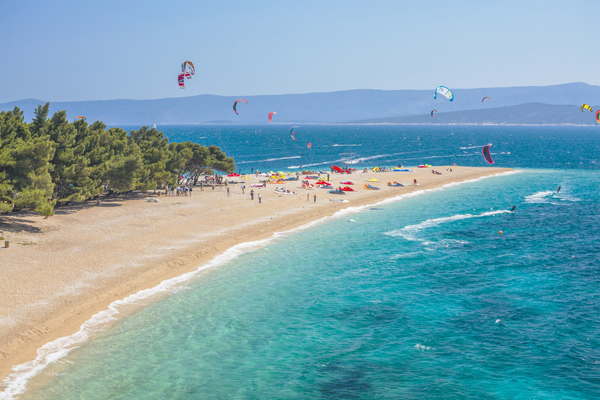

left=119, top=124, right=600, bottom=172
left=8, top=125, right=600, bottom=399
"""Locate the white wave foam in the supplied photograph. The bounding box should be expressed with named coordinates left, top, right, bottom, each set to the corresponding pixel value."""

left=415, top=343, right=431, bottom=351
left=332, top=144, right=362, bottom=147
left=525, top=190, right=580, bottom=205
left=459, top=145, right=487, bottom=149
left=391, top=251, right=422, bottom=259
left=0, top=169, right=521, bottom=400
left=524, top=190, right=555, bottom=204
left=386, top=210, right=510, bottom=241
left=237, top=156, right=301, bottom=164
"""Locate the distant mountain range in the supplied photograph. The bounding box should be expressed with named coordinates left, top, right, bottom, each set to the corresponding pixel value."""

left=352, top=103, right=600, bottom=126
left=1, top=82, right=599, bottom=125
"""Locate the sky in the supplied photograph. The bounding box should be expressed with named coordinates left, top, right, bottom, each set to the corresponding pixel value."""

left=0, top=0, right=598, bottom=103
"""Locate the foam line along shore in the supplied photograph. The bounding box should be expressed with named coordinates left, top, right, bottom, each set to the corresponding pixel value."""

left=0, top=166, right=512, bottom=396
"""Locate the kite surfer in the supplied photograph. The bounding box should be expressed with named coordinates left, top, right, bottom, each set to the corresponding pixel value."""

left=510, top=205, right=516, bottom=213
left=557, top=186, right=561, bottom=194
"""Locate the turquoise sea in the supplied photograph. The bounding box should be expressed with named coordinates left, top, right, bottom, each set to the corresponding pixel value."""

left=4, top=125, right=600, bottom=399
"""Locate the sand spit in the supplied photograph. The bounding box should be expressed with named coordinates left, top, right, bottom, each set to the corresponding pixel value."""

left=0, top=166, right=512, bottom=389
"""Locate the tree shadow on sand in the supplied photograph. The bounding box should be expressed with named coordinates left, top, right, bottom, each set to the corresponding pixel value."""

left=0, top=191, right=154, bottom=234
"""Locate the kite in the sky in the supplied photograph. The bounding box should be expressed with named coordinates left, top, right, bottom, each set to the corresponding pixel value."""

left=431, top=109, right=437, bottom=118
left=482, top=97, right=491, bottom=103
left=178, top=72, right=191, bottom=89
left=307, top=143, right=312, bottom=149
left=233, top=99, right=248, bottom=115
left=290, top=126, right=298, bottom=140
left=268, top=111, right=276, bottom=123
left=581, top=104, right=593, bottom=112
left=181, top=60, right=195, bottom=75
left=74, top=116, right=86, bottom=121
left=482, top=144, right=494, bottom=164
left=596, top=110, right=600, bottom=124
left=434, top=86, right=454, bottom=102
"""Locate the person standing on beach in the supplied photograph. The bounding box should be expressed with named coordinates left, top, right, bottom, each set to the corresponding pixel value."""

left=200, top=181, right=203, bottom=191
left=241, top=183, right=245, bottom=194
left=251, top=167, right=254, bottom=174
left=306, top=193, right=309, bottom=202
left=250, top=189, right=254, bottom=200
left=313, top=194, right=316, bottom=203
left=258, top=194, right=262, bottom=204
left=227, top=187, right=230, bottom=198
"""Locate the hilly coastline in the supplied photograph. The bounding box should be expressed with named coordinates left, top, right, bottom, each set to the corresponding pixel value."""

left=350, top=103, right=600, bottom=126
left=1, top=82, right=599, bottom=125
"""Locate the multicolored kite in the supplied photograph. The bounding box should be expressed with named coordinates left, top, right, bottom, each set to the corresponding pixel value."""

left=181, top=60, right=195, bottom=75
left=581, top=104, right=593, bottom=112
left=178, top=72, right=191, bottom=89
left=290, top=126, right=298, bottom=140
left=233, top=99, right=248, bottom=115
left=268, top=111, right=276, bottom=122
left=482, top=144, right=494, bottom=164
left=482, top=97, right=491, bottom=103
left=431, top=109, right=437, bottom=118
left=434, top=86, right=454, bottom=102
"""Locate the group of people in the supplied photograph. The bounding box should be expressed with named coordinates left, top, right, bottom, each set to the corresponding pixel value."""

left=167, top=186, right=193, bottom=196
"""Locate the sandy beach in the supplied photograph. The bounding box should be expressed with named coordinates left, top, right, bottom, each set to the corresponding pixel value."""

left=0, top=166, right=512, bottom=386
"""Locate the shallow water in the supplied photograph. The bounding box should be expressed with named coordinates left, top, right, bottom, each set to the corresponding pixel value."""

left=7, top=125, right=600, bottom=399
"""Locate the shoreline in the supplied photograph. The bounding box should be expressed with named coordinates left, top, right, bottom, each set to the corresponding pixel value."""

left=0, top=166, right=514, bottom=396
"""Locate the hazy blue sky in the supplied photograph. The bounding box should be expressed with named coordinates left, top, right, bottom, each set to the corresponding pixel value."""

left=1, top=0, right=598, bottom=102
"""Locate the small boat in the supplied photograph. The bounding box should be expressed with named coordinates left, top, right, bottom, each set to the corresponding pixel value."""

left=153, top=123, right=157, bottom=129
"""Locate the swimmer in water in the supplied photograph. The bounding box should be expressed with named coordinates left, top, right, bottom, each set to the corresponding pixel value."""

left=557, top=186, right=561, bottom=193
left=510, top=205, right=516, bottom=213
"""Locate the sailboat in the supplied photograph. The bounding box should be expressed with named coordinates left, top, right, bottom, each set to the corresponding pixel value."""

left=153, top=123, right=157, bottom=129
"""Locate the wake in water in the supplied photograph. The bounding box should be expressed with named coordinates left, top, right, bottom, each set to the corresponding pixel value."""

left=525, top=190, right=581, bottom=204
left=385, top=210, right=510, bottom=242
